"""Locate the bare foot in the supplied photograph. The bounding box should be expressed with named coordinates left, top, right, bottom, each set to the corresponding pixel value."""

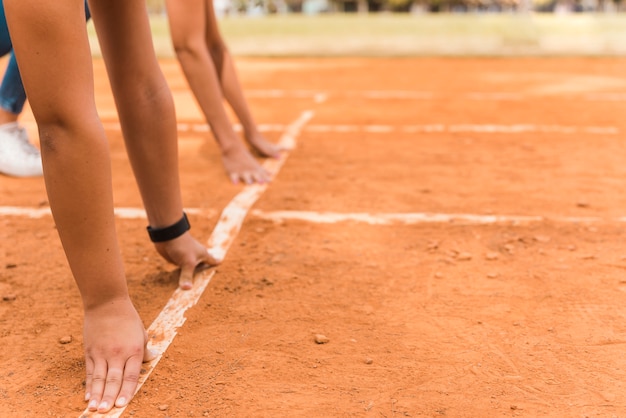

left=245, top=131, right=282, bottom=159
left=221, top=141, right=272, bottom=184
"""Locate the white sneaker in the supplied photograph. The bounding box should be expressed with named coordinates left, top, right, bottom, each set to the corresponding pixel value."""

left=0, top=122, right=43, bottom=177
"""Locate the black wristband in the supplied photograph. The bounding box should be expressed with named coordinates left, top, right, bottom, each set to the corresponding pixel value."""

left=147, top=212, right=190, bottom=243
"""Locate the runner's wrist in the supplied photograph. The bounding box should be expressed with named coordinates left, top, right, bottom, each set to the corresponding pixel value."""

left=147, top=212, right=190, bottom=242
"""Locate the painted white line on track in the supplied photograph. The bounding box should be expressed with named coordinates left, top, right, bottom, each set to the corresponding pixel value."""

left=305, top=124, right=620, bottom=135
left=208, top=89, right=626, bottom=102
left=466, top=92, right=523, bottom=101
left=0, top=206, right=51, bottom=218
left=2, top=207, right=616, bottom=226
left=364, top=125, right=394, bottom=133
left=0, top=206, right=210, bottom=219
left=76, top=110, right=313, bottom=418
left=358, top=91, right=435, bottom=100
left=97, top=121, right=619, bottom=136
left=585, top=93, right=626, bottom=102
left=244, top=89, right=321, bottom=99
left=314, top=93, right=328, bottom=103
left=250, top=210, right=608, bottom=225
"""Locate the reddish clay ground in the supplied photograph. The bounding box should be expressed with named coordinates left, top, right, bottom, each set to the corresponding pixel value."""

left=4, top=57, right=626, bottom=417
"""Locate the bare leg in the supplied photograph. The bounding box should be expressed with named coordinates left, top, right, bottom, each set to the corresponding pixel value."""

left=165, top=0, right=272, bottom=184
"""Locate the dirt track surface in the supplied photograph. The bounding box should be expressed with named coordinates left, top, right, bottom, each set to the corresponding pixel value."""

left=3, top=57, right=626, bottom=417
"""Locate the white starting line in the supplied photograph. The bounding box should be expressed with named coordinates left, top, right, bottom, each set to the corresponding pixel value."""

left=303, top=124, right=619, bottom=135
left=249, top=210, right=615, bottom=225
left=0, top=206, right=211, bottom=219
left=97, top=122, right=620, bottom=136
left=2, top=206, right=619, bottom=226
left=236, top=89, right=626, bottom=103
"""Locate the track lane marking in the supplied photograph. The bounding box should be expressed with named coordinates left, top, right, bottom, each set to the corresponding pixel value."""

left=182, top=123, right=618, bottom=135
left=1, top=207, right=614, bottom=226
left=20, top=120, right=617, bottom=136
left=250, top=210, right=605, bottom=225
left=0, top=206, right=211, bottom=219
left=180, top=89, right=626, bottom=102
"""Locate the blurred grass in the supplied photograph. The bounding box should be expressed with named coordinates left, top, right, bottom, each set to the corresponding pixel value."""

left=88, top=13, right=626, bottom=57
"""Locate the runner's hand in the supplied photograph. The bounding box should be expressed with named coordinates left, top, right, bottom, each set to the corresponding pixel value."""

left=221, top=142, right=272, bottom=185
left=154, top=232, right=220, bottom=289
left=84, top=298, right=155, bottom=413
